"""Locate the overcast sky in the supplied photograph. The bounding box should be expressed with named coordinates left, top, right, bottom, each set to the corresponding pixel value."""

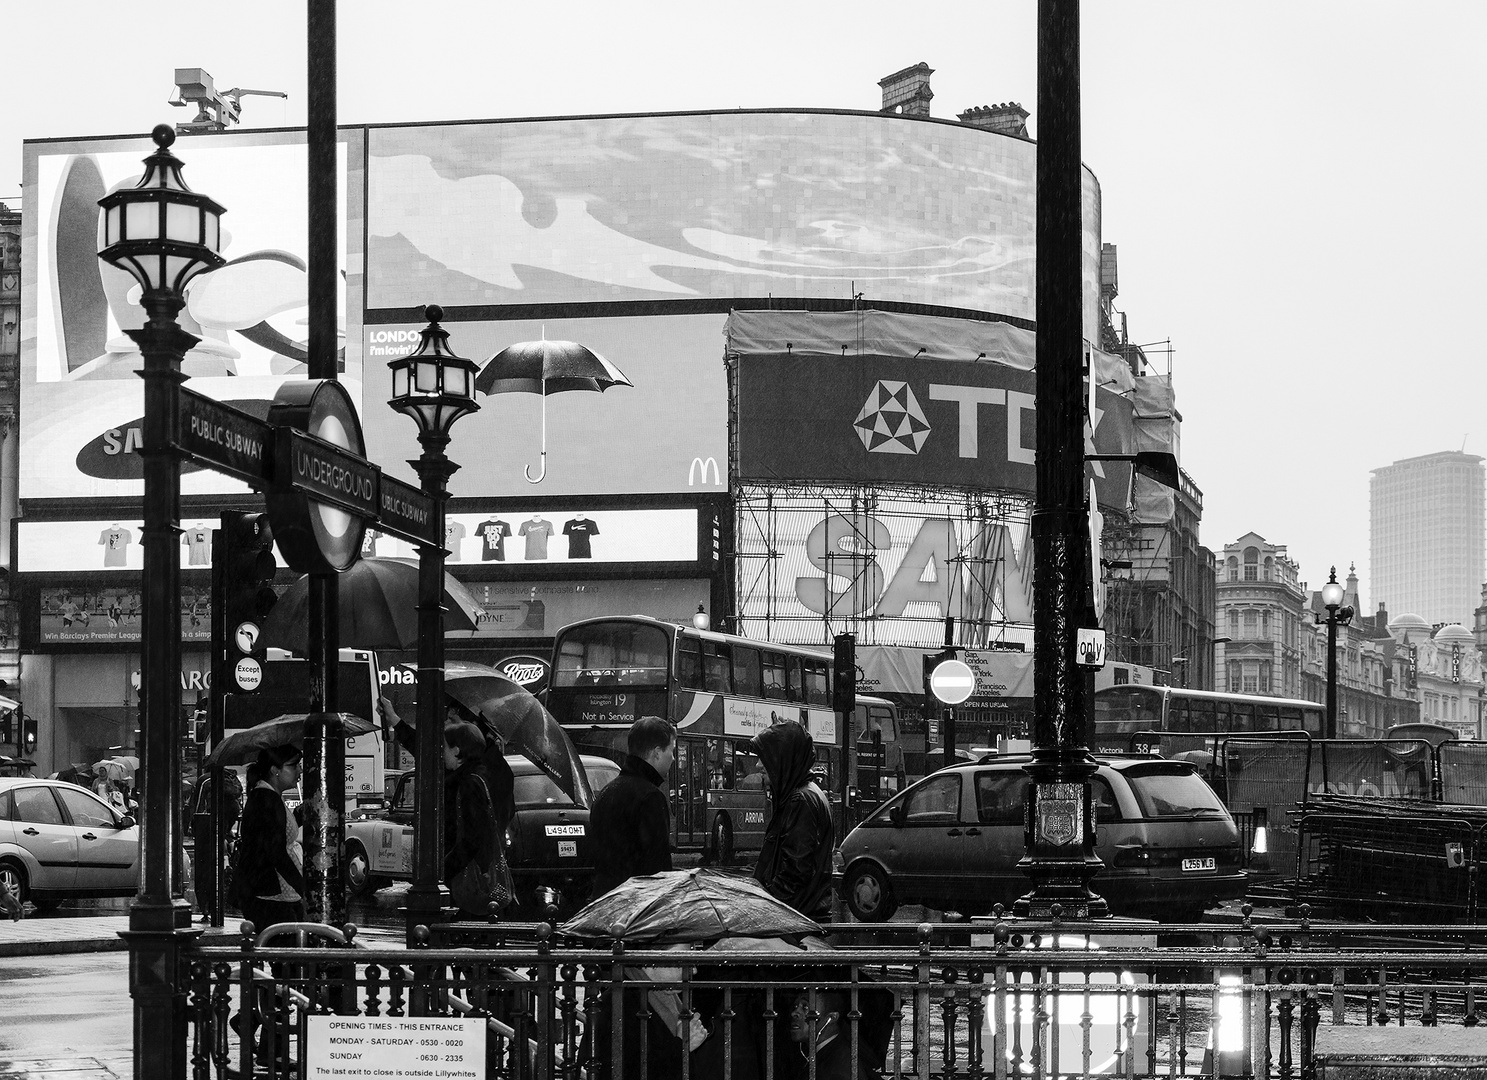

left=7, top=1, right=1485, bottom=618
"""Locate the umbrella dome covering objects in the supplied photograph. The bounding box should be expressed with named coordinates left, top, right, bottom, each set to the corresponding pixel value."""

left=260, top=557, right=482, bottom=654
left=559, top=869, right=822, bottom=944
left=474, top=337, right=632, bottom=484
left=204, top=712, right=377, bottom=768
left=397, top=661, right=592, bottom=808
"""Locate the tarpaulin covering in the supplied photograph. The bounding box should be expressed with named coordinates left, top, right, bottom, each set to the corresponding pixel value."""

left=856, top=645, right=1034, bottom=700
left=560, top=868, right=822, bottom=943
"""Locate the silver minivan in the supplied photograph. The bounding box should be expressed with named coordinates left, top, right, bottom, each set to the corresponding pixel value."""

left=835, top=754, right=1246, bottom=923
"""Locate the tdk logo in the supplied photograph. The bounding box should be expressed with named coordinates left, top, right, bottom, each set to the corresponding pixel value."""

left=854, top=381, right=931, bottom=454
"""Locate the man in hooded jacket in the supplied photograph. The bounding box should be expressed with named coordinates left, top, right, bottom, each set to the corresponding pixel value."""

left=750, top=720, right=834, bottom=920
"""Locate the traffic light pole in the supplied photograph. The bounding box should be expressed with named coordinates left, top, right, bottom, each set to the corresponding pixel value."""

left=1016, top=0, right=1107, bottom=919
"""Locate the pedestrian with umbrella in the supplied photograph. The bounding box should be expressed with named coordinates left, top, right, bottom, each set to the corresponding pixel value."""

left=235, top=745, right=306, bottom=930
left=442, top=720, right=515, bottom=920
left=750, top=720, right=834, bottom=920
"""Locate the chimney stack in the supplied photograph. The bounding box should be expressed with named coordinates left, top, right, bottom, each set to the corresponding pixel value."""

left=879, top=63, right=935, bottom=117
left=957, top=102, right=1030, bottom=138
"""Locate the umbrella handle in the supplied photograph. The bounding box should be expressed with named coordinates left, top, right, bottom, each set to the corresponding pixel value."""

left=524, top=451, right=547, bottom=484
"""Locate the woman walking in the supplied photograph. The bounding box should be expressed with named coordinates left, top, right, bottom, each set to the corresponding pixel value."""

left=236, top=745, right=305, bottom=930
left=443, top=721, right=513, bottom=920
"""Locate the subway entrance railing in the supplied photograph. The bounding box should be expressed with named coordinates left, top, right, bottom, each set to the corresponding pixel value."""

left=182, top=911, right=1487, bottom=1079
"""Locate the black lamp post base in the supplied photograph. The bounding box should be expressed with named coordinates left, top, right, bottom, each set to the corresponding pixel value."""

left=129, top=897, right=195, bottom=932
left=1012, top=865, right=1109, bottom=920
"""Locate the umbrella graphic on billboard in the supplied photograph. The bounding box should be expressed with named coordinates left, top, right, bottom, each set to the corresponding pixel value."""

left=475, top=336, right=632, bottom=483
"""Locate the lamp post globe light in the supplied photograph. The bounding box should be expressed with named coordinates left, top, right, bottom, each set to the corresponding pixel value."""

left=388, top=305, right=480, bottom=942
left=1317, top=566, right=1354, bottom=740
left=96, top=124, right=225, bottom=1080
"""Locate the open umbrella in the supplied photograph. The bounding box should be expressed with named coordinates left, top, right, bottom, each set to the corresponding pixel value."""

left=261, top=557, right=482, bottom=653
left=204, top=711, right=377, bottom=768
left=93, top=759, right=127, bottom=781
left=440, top=663, right=591, bottom=807
left=474, top=336, right=632, bottom=483
left=559, top=869, right=822, bottom=944
left=106, top=755, right=138, bottom=781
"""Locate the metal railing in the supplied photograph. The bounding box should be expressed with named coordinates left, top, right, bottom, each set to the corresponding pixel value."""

left=180, top=910, right=1487, bottom=1079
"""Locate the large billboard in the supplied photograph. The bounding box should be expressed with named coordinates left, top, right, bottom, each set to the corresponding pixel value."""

left=362, top=313, right=728, bottom=498
left=20, top=128, right=364, bottom=501
left=365, top=112, right=1101, bottom=339
left=731, top=310, right=1136, bottom=508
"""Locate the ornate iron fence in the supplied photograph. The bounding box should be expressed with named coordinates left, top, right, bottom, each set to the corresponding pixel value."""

left=182, top=913, right=1487, bottom=1079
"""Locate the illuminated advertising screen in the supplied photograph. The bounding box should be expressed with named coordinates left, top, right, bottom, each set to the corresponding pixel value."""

left=363, top=313, right=728, bottom=498
left=366, top=112, right=1101, bottom=338
left=372, top=506, right=699, bottom=566
left=20, top=129, right=364, bottom=500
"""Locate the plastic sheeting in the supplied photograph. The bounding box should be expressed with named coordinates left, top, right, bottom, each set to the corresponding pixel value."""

left=560, top=868, right=822, bottom=943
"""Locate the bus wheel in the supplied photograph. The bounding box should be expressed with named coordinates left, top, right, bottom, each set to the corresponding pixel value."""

left=710, top=816, right=734, bottom=866
left=844, top=861, right=896, bottom=922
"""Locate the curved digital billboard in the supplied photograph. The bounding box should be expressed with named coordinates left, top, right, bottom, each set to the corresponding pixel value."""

left=366, top=110, right=1101, bottom=337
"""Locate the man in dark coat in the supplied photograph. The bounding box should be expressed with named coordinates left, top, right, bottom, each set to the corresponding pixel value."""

left=589, top=715, right=675, bottom=898
left=751, top=720, right=833, bottom=920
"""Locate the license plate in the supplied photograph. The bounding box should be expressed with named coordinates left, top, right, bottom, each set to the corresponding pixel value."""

left=558, top=841, right=578, bottom=858
left=1182, top=857, right=1216, bottom=872
left=545, top=824, right=585, bottom=837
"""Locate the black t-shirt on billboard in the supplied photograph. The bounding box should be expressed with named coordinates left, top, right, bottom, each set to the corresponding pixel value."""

left=475, top=519, right=512, bottom=561
left=563, top=517, right=599, bottom=559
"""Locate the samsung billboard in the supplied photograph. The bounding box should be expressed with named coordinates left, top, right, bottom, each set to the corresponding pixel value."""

left=20, top=128, right=364, bottom=501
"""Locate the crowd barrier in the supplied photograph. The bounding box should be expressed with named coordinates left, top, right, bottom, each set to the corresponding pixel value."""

left=181, top=910, right=1487, bottom=1079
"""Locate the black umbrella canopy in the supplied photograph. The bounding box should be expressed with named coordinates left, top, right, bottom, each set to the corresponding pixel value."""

left=442, top=663, right=592, bottom=808
left=474, top=339, right=633, bottom=396
left=261, top=557, right=482, bottom=653
left=204, top=712, right=377, bottom=768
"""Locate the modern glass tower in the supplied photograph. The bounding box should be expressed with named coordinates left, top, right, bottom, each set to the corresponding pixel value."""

left=1370, top=451, right=1485, bottom=625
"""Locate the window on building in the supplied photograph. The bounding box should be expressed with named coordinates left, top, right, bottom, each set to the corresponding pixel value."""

left=1243, top=610, right=1258, bottom=637
left=1243, top=547, right=1260, bottom=581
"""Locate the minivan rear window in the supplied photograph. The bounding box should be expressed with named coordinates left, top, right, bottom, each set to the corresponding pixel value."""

left=1123, top=764, right=1227, bottom=819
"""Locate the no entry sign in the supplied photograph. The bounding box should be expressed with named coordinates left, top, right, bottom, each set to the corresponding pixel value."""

left=929, top=659, right=976, bottom=705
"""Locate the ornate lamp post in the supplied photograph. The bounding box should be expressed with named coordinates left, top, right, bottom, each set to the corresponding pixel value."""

left=1317, top=566, right=1354, bottom=740
left=388, top=305, right=480, bottom=943
left=97, top=124, right=224, bottom=1080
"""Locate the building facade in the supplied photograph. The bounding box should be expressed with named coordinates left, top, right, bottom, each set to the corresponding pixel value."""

left=1370, top=451, right=1485, bottom=627
left=14, top=68, right=1193, bottom=769
left=1215, top=532, right=1306, bottom=699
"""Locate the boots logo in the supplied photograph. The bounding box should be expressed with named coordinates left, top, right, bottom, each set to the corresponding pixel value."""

left=853, top=381, right=931, bottom=454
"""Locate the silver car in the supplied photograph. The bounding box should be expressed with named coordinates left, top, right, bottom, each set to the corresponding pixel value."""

left=0, top=777, right=140, bottom=911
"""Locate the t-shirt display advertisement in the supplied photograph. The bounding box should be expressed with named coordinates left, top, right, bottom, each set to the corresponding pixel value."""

left=362, top=314, right=727, bottom=499
left=359, top=507, right=697, bottom=567
left=20, top=131, right=364, bottom=501
left=16, top=518, right=290, bottom=574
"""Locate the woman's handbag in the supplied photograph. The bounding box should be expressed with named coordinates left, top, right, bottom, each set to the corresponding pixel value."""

left=449, top=777, right=515, bottom=917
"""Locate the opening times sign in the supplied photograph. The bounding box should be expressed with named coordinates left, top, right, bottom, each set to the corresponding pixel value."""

left=305, top=1016, right=483, bottom=1079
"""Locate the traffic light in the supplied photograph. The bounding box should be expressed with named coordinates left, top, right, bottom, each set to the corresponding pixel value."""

left=216, top=510, right=277, bottom=695
left=20, top=715, right=36, bottom=755
left=832, top=633, right=857, bottom=718
left=0, top=708, right=12, bottom=746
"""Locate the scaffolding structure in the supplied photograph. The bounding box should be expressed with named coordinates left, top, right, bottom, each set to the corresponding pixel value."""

left=733, top=481, right=1036, bottom=649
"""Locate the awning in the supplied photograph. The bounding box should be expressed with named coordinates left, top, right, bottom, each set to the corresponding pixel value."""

left=0, top=695, right=20, bottom=712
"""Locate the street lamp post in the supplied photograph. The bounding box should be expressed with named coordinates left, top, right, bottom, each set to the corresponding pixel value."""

left=1317, top=566, right=1354, bottom=740
left=97, top=124, right=224, bottom=1080
left=388, top=305, right=480, bottom=945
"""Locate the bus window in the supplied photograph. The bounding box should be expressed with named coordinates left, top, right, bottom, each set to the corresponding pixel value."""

left=762, top=652, right=788, bottom=700
left=803, top=660, right=830, bottom=705
left=677, top=636, right=703, bottom=690
left=702, top=642, right=732, bottom=693
left=786, top=656, right=806, bottom=702
left=732, top=646, right=763, bottom=698
left=735, top=749, right=766, bottom=790
left=1254, top=704, right=1280, bottom=732
left=554, top=621, right=671, bottom=686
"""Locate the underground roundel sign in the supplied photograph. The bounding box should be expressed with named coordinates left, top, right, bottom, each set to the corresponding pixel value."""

left=266, top=380, right=370, bottom=574
left=929, top=659, right=976, bottom=705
